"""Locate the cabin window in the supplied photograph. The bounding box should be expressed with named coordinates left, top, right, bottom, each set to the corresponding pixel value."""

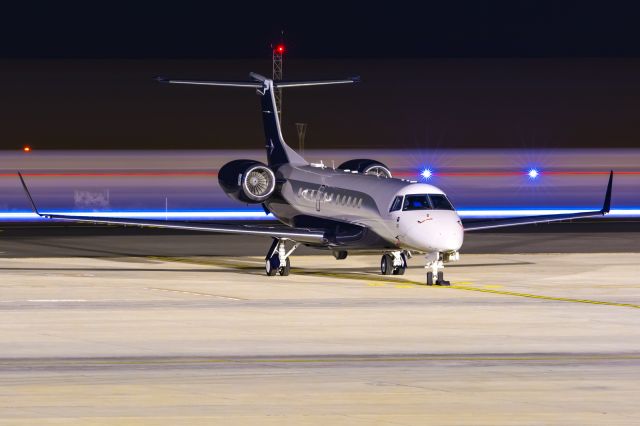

left=389, top=196, right=403, bottom=212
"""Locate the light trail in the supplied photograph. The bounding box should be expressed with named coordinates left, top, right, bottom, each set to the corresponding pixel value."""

left=1, top=170, right=639, bottom=178
left=1, top=209, right=639, bottom=221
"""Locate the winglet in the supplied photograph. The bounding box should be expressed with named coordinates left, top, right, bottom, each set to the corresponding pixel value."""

left=17, top=172, right=42, bottom=216
left=602, top=170, right=613, bottom=214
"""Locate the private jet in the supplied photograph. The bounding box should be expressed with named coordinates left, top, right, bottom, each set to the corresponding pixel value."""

left=18, top=72, right=613, bottom=285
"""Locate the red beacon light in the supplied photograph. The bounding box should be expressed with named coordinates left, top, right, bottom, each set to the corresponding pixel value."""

left=275, top=44, right=285, bottom=54
left=23, top=146, right=31, bottom=153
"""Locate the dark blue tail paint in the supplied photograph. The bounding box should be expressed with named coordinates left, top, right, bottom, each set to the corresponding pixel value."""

left=259, top=81, right=306, bottom=167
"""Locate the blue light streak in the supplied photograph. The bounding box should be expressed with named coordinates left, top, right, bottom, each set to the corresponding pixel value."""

left=0, top=208, right=639, bottom=222
left=0, top=210, right=272, bottom=221
left=456, top=209, right=640, bottom=218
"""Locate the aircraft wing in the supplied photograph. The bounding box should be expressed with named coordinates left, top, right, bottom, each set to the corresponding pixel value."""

left=17, top=173, right=326, bottom=244
left=462, top=171, right=613, bottom=232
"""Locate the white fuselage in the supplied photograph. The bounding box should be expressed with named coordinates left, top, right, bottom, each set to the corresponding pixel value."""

left=266, top=164, right=464, bottom=253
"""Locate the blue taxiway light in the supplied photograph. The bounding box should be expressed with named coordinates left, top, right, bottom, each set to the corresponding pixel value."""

left=421, top=169, right=433, bottom=180
left=528, top=168, right=540, bottom=179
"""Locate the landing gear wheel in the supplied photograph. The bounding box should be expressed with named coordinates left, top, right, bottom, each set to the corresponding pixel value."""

left=436, top=271, right=451, bottom=286
left=279, top=258, right=291, bottom=276
left=333, top=250, right=348, bottom=260
left=392, top=252, right=407, bottom=275
left=393, top=265, right=406, bottom=275
left=265, top=255, right=279, bottom=276
left=380, top=254, right=393, bottom=275
left=426, top=272, right=434, bottom=286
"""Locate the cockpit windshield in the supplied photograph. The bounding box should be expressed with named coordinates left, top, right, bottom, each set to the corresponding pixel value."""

left=401, top=194, right=454, bottom=211
left=429, top=194, right=454, bottom=210
left=403, top=195, right=431, bottom=211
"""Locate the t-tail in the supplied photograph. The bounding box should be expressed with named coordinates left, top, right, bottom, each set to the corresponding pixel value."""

left=157, top=73, right=360, bottom=167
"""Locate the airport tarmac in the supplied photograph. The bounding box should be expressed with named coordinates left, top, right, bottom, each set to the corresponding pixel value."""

left=1, top=228, right=639, bottom=424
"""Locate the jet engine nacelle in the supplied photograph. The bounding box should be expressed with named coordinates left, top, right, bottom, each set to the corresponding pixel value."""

left=337, top=159, right=392, bottom=178
left=218, top=159, right=276, bottom=203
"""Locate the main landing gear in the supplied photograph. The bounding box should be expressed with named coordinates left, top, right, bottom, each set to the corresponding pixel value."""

left=380, top=251, right=408, bottom=275
left=265, top=238, right=300, bottom=276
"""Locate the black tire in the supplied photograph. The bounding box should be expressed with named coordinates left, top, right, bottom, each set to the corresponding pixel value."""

left=265, top=256, right=279, bottom=276
left=333, top=250, right=348, bottom=260
left=279, top=258, right=291, bottom=276
left=426, top=271, right=434, bottom=286
left=380, top=254, right=393, bottom=275
left=436, top=271, right=451, bottom=286
left=392, top=252, right=407, bottom=275
left=393, top=265, right=406, bottom=275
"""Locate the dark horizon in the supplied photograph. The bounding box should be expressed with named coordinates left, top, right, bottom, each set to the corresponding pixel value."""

left=2, top=1, right=640, bottom=150
left=2, top=58, right=640, bottom=151
left=2, top=2, right=640, bottom=59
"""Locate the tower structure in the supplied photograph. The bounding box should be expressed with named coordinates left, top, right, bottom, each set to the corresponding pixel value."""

left=272, top=44, right=284, bottom=121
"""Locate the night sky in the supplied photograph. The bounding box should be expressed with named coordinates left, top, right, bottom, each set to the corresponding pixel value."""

left=1, top=1, right=640, bottom=150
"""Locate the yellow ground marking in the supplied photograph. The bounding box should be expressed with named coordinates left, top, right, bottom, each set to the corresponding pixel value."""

left=149, top=256, right=640, bottom=310
left=367, top=282, right=386, bottom=287
left=483, top=284, right=504, bottom=289
left=448, top=284, right=640, bottom=309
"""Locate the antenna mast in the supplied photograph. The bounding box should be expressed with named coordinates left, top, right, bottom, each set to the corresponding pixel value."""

left=272, top=34, right=285, bottom=122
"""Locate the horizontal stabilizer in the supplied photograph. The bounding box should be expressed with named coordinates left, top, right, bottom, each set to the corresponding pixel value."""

left=156, top=74, right=360, bottom=89
left=157, top=72, right=359, bottom=167
left=155, top=77, right=262, bottom=88
left=275, top=77, right=360, bottom=88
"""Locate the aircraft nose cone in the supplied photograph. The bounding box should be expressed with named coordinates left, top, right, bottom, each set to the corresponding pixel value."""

left=401, top=214, right=464, bottom=252
left=442, top=222, right=464, bottom=251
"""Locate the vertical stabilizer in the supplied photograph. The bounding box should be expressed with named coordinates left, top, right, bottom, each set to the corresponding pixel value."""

left=255, top=76, right=307, bottom=166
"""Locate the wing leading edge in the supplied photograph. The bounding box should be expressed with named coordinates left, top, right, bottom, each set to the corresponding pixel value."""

left=462, top=171, right=613, bottom=232
left=17, top=173, right=326, bottom=245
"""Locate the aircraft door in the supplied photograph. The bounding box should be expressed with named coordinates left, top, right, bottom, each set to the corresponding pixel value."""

left=388, top=195, right=403, bottom=229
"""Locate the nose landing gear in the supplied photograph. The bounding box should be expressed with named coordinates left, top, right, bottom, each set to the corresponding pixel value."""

left=426, top=270, right=448, bottom=286
left=425, top=251, right=459, bottom=286
left=380, top=251, right=408, bottom=275
left=265, top=238, right=299, bottom=276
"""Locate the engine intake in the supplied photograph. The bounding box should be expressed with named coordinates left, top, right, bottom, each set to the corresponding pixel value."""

left=218, top=160, right=276, bottom=203
left=337, top=159, right=392, bottom=178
